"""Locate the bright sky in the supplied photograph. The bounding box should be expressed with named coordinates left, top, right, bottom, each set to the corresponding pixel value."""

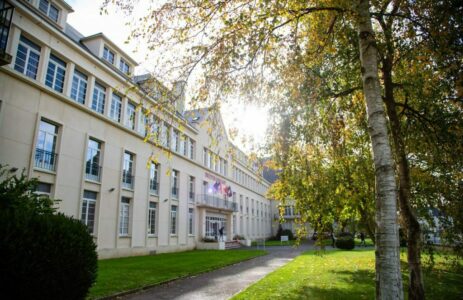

left=66, top=0, right=269, bottom=153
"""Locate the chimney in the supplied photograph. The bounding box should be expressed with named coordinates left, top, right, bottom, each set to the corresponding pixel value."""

left=172, top=81, right=187, bottom=114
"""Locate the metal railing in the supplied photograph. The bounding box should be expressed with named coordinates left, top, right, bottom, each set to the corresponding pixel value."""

left=149, top=180, right=158, bottom=195
left=122, top=171, right=134, bottom=189
left=196, top=194, right=238, bottom=211
left=85, top=163, right=101, bottom=182
left=34, top=149, right=58, bottom=171
left=0, top=0, right=14, bottom=66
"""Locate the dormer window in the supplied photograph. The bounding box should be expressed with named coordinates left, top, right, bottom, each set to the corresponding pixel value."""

left=39, top=0, right=59, bottom=22
left=102, top=46, right=114, bottom=64
left=119, top=59, right=130, bottom=75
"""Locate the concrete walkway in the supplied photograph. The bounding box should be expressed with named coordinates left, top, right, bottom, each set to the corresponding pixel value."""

left=117, top=243, right=315, bottom=300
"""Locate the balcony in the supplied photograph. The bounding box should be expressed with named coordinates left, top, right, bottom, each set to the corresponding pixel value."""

left=149, top=179, right=158, bottom=195
left=196, top=194, right=238, bottom=212
left=0, top=0, right=14, bottom=66
left=85, top=163, right=101, bottom=182
left=122, top=171, right=134, bottom=189
left=171, top=186, right=179, bottom=199
left=34, top=149, right=58, bottom=172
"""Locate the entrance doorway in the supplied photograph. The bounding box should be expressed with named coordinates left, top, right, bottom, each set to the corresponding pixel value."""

left=205, top=216, right=227, bottom=241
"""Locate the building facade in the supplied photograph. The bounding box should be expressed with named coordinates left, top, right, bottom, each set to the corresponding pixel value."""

left=0, top=0, right=272, bottom=258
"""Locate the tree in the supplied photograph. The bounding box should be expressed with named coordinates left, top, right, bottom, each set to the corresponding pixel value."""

left=104, top=1, right=411, bottom=298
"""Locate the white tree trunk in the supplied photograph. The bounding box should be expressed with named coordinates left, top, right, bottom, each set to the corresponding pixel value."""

left=355, top=0, right=404, bottom=299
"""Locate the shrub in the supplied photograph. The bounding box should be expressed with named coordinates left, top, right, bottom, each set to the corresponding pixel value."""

left=335, top=235, right=355, bottom=250
left=281, top=229, right=294, bottom=240
left=233, top=234, right=245, bottom=240
left=202, top=237, right=216, bottom=242
left=0, top=210, right=98, bottom=300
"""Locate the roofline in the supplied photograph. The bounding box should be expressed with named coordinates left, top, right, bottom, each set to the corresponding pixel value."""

left=57, top=0, right=74, bottom=12
left=80, top=33, right=138, bottom=66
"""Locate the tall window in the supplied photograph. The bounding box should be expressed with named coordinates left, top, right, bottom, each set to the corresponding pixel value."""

left=14, top=35, right=40, bottom=79
left=35, top=182, right=52, bottom=197
left=170, top=205, right=177, bottom=234
left=188, top=176, right=195, bottom=202
left=45, top=54, right=66, bottom=93
left=148, top=202, right=156, bottom=235
left=161, top=123, right=170, bottom=147
left=92, top=82, right=106, bottom=114
left=35, top=119, right=58, bottom=171
left=171, top=129, right=179, bottom=152
left=189, top=139, right=195, bottom=159
left=102, top=46, right=114, bottom=64
left=109, top=93, right=122, bottom=122
left=119, top=59, right=130, bottom=74
left=81, top=190, right=97, bottom=233
left=39, top=0, right=59, bottom=22
left=224, top=160, right=228, bottom=176
left=125, top=102, right=136, bottom=129
left=188, top=208, right=194, bottom=235
left=240, top=195, right=243, bottom=213
left=85, top=138, right=101, bottom=182
left=122, top=151, right=134, bottom=189
left=119, top=197, right=130, bottom=236
left=171, top=169, right=179, bottom=199
left=70, top=69, right=87, bottom=104
left=138, top=109, right=148, bottom=136
left=149, top=163, right=159, bottom=195
left=203, top=148, right=208, bottom=166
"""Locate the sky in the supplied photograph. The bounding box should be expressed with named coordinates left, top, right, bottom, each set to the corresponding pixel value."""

left=66, top=0, right=269, bottom=154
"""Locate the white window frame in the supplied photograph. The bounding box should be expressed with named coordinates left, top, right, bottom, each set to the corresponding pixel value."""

left=125, top=102, right=136, bottom=129
left=81, top=190, right=97, bottom=234
left=14, top=35, right=41, bottom=79
left=109, top=93, right=122, bottom=122
left=45, top=53, right=66, bottom=93
left=39, top=0, right=59, bottom=22
left=119, top=58, right=130, bottom=74
left=92, top=82, right=106, bottom=114
left=70, top=69, right=87, bottom=104
left=170, top=205, right=178, bottom=235
left=103, top=46, right=115, bottom=64
left=148, top=202, right=157, bottom=235
left=119, top=197, right=130, bottom=236
left=188, top=208, right=194, bottom=235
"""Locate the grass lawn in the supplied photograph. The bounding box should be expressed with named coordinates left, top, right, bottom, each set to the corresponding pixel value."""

left=89, top=249, right=266, bottom=299
left=354, top=238, right=374, bottom=247
left=232, top=250, right=463, bottom=300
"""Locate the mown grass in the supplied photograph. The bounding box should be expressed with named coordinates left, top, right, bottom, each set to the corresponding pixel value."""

left=88, top=249, right=266, bottom=299
left=232, top=250, right=463, bottom=300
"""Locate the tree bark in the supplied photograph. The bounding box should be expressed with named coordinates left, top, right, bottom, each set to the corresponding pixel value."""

left=356, top=1, right=404, bottom=299
left=382, top=57, right=425, bottom=300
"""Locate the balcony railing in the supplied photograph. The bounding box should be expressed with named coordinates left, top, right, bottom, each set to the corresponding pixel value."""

left=196, top=194, right=238, bottom=212
left=34, top=149, right=58, bottom=171
left=85, top=163, right=101, bottom=182
left=171, top=187, right=179, bottom=198
left=0, top=0, right=14, bottom=66
left=149, top=180, right=158, bottom=195
left=122, top=171, right=134, bottom=189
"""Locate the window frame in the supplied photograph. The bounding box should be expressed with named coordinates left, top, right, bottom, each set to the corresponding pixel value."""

left=39, top=0, right=60, bottom=22
left=148, top=202, right=157, bottom=236
left=102, top=46, right=115, bottom=64
left=119, top=197, right=130, bottom=236
left=170, top=205, right=178, bottom=235
left=92, top=82, right=106, bottom=114
left=70, top=69, right=88, bottom=104
left=14, top=35, right=41, bottom=79
left=45, top=53, right=66, bottom=93
left=109, top=93, right=122, bottom=122
left=81, top=190, right=97, bottom=234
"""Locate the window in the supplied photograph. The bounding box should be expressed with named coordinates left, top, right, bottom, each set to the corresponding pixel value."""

left=39, top=0, right=59, bottom=22
left=189, top=139, right=195, bottom=159
left=149, top=163, right=159, bottom=195
left=70, top=69, right=87, bottom=104
left=122, top=151, right=134, bottom=189
left=92, top=82, right=106, bottom=114
left=45, top=54, right=66, bottom=92
left=109, top=93, right=122, bottom=122
left=35, top=120, right=58, bottom=171
left=119, top=197, right=130, bottom=236
left=240, top=195, right=243, bottom=212
left=138, top=109, right=148, bottom=136
left=171, top=169, right=179, bottom=199
left=188, top=208, right=194, bottom=235
left=119, top=59, right=130, bottom=74
left=81, top=190, right=97, bottom=233
left=102, top=46, right=114, bottom=64
left=35, top=182, right=52, bottom=196
left=170, top=205, right=177, bottom=235
left=85, top=139, right=102, bottom=182
left=179, top=135, right=186, bottom=155
left=203, top=148, right=207, bottom=166
left=148, top=202, right=156, bottom=235
left=188, top=176, right=195, bottom=202
left=14, top=35, right=40, bottom=79
left=171, top=129, right=179, bottom=152
left=224, top=160, right=228, bottom=176
left=125, top=102, right=136, bottom=129
left=161, top=123, right=170, bottom=147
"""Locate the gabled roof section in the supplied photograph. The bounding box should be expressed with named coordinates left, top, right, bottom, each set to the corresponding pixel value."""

left=57, top=0, right=74, bottom=12
left=80, top=32, right=138, bottom=66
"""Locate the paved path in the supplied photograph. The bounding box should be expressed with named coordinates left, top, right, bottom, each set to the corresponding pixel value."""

left=117, top=244, right=315, bottom=300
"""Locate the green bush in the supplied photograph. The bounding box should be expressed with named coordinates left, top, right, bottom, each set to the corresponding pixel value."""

left=335, top=234, right=355, bottom=250
left=0, top=210, right=97, bottom=300
left=281, top=229, right=294, bottom=240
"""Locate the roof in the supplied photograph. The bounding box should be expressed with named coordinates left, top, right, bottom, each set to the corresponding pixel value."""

left=80, top=33, right=138, bottom=66
left=57, top=0, right=74, bottom=12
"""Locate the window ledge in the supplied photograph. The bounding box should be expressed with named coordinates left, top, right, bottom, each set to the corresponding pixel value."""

left=119, top=235, right=131, bottom=238
left=85, top=179, right=101, bottom=185
left=148, top=234, right=157, bottom=238
left=33, top=167, right=57, bottom=175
